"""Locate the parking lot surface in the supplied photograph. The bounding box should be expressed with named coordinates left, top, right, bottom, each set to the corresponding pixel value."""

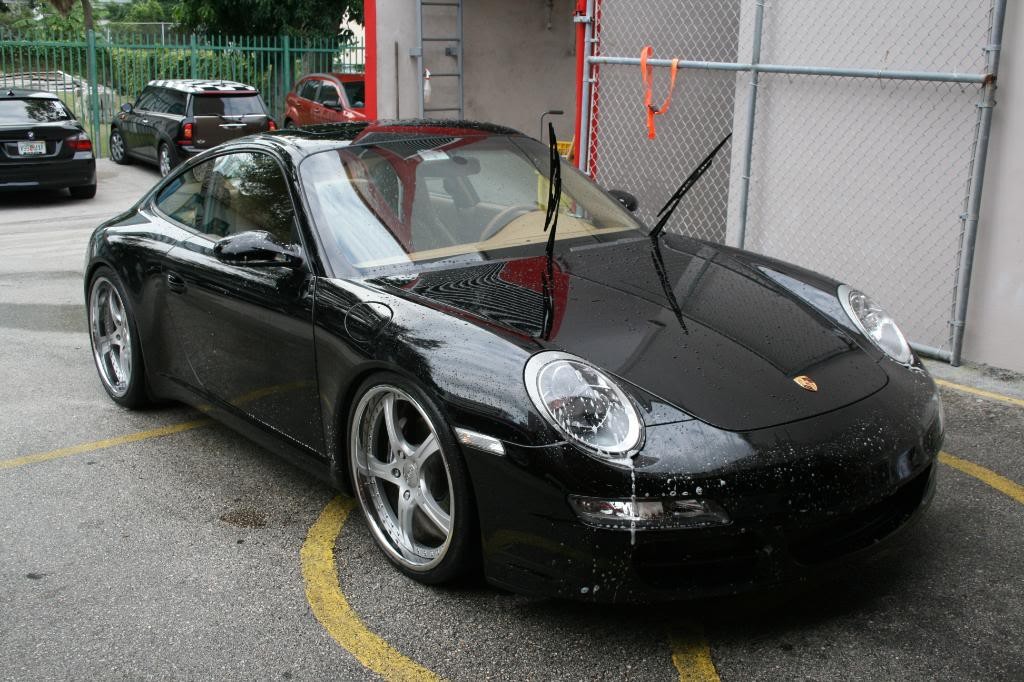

left=1, top=161, right=1022, bottom=681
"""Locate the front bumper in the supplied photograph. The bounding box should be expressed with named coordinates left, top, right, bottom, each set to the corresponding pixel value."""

left=0, top=155, right=96, bottom=191
left=462, top=362, right=943, bottom=602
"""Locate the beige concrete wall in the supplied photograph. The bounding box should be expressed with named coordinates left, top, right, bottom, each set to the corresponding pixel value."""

left=462, top=0, right=577, bottom=139
left=374, top=0, right=419, bottom=119
left=376, top=0, right=577, bottom=137
left=963, top=1, right=1024, bottom=373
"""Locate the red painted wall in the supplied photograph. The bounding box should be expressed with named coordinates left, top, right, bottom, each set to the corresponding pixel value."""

left=364, top=0, right=378, bottom=120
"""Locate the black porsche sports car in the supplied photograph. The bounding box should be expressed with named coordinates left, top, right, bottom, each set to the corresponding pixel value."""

left=85, top=120, right=943, bottom=602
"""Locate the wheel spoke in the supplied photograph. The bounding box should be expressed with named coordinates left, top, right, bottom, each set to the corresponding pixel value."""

left=97, top=335, right=113, bottom=358
left=396, top=492, right=417, bottom=547
left=382, top=394, right=415, bottom=458
left=411, top=432, right=439, bottom=465
left=417, top=486, right=451, bottom=536
left=358, top=455, right=395, bottom=482
left=108, top=294, right=122, bottom=327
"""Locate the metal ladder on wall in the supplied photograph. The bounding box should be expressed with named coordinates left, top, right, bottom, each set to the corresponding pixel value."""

left=414, top=0, right=463, bottom=119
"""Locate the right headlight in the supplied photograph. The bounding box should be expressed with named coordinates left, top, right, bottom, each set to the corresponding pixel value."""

left=524, top=351, right=644, bottom=460
left=838, top=284, right=913, bottom=364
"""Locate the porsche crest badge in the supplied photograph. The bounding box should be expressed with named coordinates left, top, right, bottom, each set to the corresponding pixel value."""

left=793, top=375, right=818, bottom=392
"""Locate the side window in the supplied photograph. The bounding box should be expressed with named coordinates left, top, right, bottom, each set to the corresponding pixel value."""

left=135, top=87, right=157, bottom=111
left=167, top=91, right=187, bottom=116
left=298, top=80, right=320, bottom=101
left=315, top=82, right=340, bottom=104
left=154, top=160, right=214, bottom=229
left=147, top=88, right=171, bottom=114
left=198, top=152, right=298, bottom=245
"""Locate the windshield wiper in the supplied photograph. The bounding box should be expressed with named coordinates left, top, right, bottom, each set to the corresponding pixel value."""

left=542, top=122, right=562, bottom=269
left=538, top=122, right=563, bottom=340
left=649, top=133, right=732, bottom=239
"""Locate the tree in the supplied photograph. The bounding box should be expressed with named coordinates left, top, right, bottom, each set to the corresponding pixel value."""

left=173, top=0, right=363, bottom=38
left=49, top=0, right=93, bottom=32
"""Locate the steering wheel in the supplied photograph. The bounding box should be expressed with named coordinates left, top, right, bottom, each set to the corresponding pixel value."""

left=479, top=205, right=538, bottom=242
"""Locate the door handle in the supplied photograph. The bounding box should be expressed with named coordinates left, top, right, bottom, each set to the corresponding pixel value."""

left=166, top=272, right=186, bottom=293
left=142, top=119, right=150, bottom=123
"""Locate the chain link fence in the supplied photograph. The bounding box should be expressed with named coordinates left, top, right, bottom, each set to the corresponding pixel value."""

left=580, top=0, right=1005, bottom=362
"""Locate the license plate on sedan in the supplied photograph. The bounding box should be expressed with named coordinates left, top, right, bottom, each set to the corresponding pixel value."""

left=17, top=141, right=46, bottom=155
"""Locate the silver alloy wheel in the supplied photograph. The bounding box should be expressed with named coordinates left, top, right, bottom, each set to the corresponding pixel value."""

left=158, top=144, right=171, bottom=176
left=88, top=276, right=132, bottom=398
left=350, top=385, right=455, bottom=571
left=110, top=131, right=125, bottom=161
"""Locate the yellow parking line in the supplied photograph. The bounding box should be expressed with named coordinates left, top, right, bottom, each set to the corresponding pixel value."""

left=940, top=451, right=1024, bottom=505
left=669, top=624, right=720, bottom=682
left=935, top=379, right=1024, bottom=409
left=300, top=496, right=442, bottom=681
left=0, top=419, right=210, bottom=470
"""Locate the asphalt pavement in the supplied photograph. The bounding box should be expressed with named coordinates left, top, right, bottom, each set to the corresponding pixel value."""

left=1, top=160, right=1021, bottom=681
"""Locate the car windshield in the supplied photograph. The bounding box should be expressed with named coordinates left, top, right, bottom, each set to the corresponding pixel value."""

left=0, top=98, right=72, bottom=124
left=193, top=94, right=264, bottom=116
left=342, top=81, right=365, bottom=107
left=300, top=134, right=646, bottom=274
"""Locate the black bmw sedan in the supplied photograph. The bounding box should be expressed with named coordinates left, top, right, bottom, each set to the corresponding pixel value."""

left=1, top=88, right=96, bottom=198
left=84, top=121, right=943, bottom=601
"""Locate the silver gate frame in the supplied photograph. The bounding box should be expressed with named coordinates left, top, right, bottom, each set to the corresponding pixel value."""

left=577, top=0, right=1008, bottom=366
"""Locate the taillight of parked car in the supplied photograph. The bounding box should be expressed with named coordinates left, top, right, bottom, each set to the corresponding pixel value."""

left=267, top=119, right=278, bottom=131
left=67, top=133, right=93, bottom=153
left=179, top=122, right=193, bottom=145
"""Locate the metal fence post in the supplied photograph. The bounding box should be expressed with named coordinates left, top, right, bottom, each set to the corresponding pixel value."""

left=733, top=0, right=765, bottom=250
left=577, top=0, right=596, bottom=175
left=282, top=35, right=292, bottom=94
left=949, top=0, right=1008, bottom=366
left=190, top=34, right=198, bottom=78
left=86, top=29, right=102, bottom=156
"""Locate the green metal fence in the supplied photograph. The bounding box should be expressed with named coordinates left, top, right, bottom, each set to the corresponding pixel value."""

left=0, top=30, right=365, bottom=157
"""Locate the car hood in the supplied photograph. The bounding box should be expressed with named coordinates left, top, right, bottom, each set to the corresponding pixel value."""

left=370, top=235, right=888, bottom=432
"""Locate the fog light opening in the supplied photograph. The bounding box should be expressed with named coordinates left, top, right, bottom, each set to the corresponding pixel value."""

left=568, top=495, right=731, bottom=530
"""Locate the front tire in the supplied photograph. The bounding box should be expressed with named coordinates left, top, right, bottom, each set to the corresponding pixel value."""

left=87, top=267, right=149, bottom=408
left=348, top=373, right=477, bottom=584
left=109, top=128, right=129, bottom=164
left=157, top=142, right=176, bottom=177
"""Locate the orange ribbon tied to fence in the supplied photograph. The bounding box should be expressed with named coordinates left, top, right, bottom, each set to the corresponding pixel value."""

left=640, top=45, right=679, bottom=140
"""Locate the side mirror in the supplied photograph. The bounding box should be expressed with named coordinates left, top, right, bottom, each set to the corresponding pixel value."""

left=214, top=231, right=303, bottom=268
left=609, top=189, right=639, bottom=212
left=120, top=102, right=133, bottom=113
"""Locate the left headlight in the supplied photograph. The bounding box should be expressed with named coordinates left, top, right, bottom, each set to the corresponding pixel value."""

left=838, top=284, right=913, bottom=364
left=524, top=351, right=644, bottom=460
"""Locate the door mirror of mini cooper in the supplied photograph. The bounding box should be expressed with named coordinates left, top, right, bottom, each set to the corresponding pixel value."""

left=120, top=102, right=133, bottom=114
left=321, top=98, right=342, bottom=110
left=213, top=231, right=304, bottom=268
left=609, top=189, right=639, bottom=212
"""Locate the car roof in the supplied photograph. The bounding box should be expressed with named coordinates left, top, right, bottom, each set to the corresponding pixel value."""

left=147, top=79, right=259, bottom=95
left=302, top=73, right=365, bottom=83
left=210, top=120, right=528, bottom=164
left=1, top=87, right=59, bottom=100
left=278, top=119, right=520, bottom=142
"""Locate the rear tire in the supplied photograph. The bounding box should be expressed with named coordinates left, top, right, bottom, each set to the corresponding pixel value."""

left=69, top=184, right=97, bottom=199
left=109, top=128, right=129, bottom=165
left=87, top=267, right=149, bottom=408
left=158, top=142, right=177, bottom=177
left=284, top=119, right=296, bottom=129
